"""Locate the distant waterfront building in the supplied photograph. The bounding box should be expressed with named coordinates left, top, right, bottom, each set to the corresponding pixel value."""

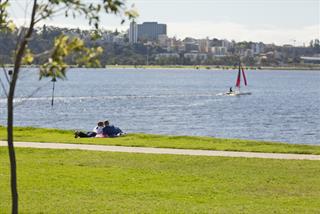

left=211, top=47, right=227, bottom=56
left=251, top=42, right=265, bottom=55
left=170, top=37, right=184, bottom=52
left=166, top=37, right=175, bottom=51
left=244, top=49, right=254, bottom=57
left=137, top=22, right=167, bottom=41
left=184, top=53, right=208, bottom=62
left=198, top=38, right=210, bottom=53
left=158, top=34, right=168, bottom=47
left=112, top=35, right=125, bottom=45
left=185, top=43, right=199, bottom=52
left=300, top=56, right=320, bottom=64
left=221, top=39, right=231, bottom=49
left=129, top=21, right=138, bottom=44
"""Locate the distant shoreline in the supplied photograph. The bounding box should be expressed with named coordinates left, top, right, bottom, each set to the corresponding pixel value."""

left=4, top=64, right=320, bottom=71
left=105, top=65, right=320, bottom=71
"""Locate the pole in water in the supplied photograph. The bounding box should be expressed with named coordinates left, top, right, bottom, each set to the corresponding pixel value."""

left=51, top=77, right=56, bottom=107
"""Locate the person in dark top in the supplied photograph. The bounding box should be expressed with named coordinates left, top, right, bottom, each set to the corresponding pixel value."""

left=102, top=120, right=123, bottom=137
left=229, top=87, right=233, bottom=93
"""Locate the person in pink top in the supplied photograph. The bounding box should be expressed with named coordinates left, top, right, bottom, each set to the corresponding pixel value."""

left=94, top=121, right=107, bottom=138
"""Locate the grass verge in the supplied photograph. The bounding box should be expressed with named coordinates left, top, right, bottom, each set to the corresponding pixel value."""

left=1, top=147, right=320, bottom=213
left=0, top=126, right=319, bottom=154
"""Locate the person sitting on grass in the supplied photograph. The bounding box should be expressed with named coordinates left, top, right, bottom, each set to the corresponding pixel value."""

left=75, top=121, right=106, bottom=138
left=93, top=121, right=106, bottom=138
left=102, top=120, right=124, bottom=137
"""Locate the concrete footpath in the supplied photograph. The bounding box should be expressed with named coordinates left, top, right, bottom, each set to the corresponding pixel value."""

left=0, top=141, right=320, bottom=160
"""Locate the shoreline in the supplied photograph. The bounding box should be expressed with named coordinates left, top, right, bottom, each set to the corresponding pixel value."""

left=4, top=64, right=320, bottom=71
left=104, top=64, right=320, bottom=71
left=1, top=126, right=320, bottom=155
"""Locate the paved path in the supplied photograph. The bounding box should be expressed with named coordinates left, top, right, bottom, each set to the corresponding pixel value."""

left=1, top=141, right=320, bottom=160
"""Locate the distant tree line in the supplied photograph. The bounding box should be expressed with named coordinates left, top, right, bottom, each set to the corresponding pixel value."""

left=1, top=26, right=319, bottom=67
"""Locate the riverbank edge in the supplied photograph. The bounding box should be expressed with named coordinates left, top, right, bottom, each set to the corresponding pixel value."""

left=0, top=126, right=319, bottom=155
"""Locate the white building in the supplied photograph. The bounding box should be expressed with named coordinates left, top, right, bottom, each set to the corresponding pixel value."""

left=211, top=47, right=227, bottom=56
left=158, top=34, right=168, bottom=47
left=251, top=42, right=265, bottom=55
left=184, top=53, right=208, bottom=62
left=129, top=21, right=138, bottom=44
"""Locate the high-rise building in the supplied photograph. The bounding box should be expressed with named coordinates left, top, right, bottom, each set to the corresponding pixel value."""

left=137, top=22, right=167, bottom=41
left=129, top=21, right=138, bottom=44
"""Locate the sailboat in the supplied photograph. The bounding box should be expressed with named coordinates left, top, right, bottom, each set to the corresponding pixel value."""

left=226, top=62, right=252, bottom=96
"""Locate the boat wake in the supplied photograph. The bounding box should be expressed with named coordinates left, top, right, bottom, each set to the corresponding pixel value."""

left=0, top=93, right=222, bottom=103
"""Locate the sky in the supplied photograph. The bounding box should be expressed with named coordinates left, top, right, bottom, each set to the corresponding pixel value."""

left=8, top=0, right=320, bottom=46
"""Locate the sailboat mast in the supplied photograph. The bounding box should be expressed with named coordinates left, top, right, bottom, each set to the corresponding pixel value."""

left=235, top=61, right=241, bottom=90
left=241, top=65, right=247, bottom=86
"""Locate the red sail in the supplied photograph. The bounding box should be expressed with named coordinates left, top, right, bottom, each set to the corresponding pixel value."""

left=241, top=66, right=247, bottom=86
left=236, top=68, right=241, bottom=88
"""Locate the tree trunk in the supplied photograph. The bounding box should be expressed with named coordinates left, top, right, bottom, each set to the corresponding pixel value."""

left=7, top=93, right=18, bottom=213
left=6, top=1, right=37, bottom=213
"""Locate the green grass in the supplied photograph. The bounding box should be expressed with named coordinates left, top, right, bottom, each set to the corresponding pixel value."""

left=1, top=125, right=320, bottom=155
left=0, top=147, right=319, bottom=213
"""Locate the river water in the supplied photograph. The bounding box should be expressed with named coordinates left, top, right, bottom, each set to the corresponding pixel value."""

left=0, top=68, right=319, bottom=144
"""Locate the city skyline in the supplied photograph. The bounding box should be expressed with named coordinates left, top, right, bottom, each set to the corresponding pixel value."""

left=8, top=0, right=319, bottom=46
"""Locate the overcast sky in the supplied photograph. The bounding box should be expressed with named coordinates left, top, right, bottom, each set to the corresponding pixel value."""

left=9, top=0, right=320, bottom=45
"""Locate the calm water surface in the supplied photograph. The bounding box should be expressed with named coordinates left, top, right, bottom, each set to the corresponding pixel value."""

left=0, top=68, right=319, bottom=144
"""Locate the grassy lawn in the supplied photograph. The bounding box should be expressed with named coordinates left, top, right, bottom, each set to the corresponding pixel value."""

left=0, top=147, right=319, bottom=213
left=1, top=126, right=320, bottom=155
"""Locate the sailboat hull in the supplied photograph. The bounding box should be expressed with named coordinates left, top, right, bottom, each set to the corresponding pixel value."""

left=225, top=92, right=252, bottom=96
